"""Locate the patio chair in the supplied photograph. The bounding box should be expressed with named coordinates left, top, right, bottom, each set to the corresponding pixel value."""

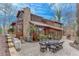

left=48, top=45, right=57, bottom=53
left=54, top=41, right=64, bottom=50
left=39, top=42, right=47, bottom=52
left=58, top=41, right=64, bottom=48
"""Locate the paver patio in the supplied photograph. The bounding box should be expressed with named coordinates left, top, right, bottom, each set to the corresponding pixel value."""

left=0, top=35, right=10, bottom=56
left=18, top=36, right=79, bottom=56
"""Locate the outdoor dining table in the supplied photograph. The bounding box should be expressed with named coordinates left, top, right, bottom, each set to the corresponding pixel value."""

left=39, top=40, right=64, bottom=52
left=40, top=40, right=59, bottom=45
left=39, top=40, right=64, bottom=47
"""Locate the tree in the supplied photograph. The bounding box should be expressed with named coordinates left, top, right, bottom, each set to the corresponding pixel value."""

left=49, top=3, right=63, bottom=22
left=0, top=3, right=16, bottom=34
left=55, top=8, right=62, bottom=22
left=30, top=24, right=38, bottom=35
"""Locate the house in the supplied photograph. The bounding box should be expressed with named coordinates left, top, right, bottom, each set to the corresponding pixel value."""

left=16, top=7, right=63, bottom=41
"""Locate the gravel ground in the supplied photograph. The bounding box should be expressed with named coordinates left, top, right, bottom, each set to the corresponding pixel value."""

left=18, top=36, right=79, bottom=56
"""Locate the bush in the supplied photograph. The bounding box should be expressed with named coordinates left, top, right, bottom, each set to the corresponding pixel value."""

left=8, top=27, right=14, bottom=33
left=38, top=34, right=48, bottom=41
left=0, top=29, right=2, bottom=34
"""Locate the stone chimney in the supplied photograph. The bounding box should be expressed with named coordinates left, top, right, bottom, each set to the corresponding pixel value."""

left=22, top=7, right=31, bottom=40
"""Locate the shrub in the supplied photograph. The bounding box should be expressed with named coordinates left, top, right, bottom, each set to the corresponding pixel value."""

left=0, top=29, right=2, bottom=34
left=8, top=27, right=14, bottom=33
left=38, top=34, right=48, bottom=41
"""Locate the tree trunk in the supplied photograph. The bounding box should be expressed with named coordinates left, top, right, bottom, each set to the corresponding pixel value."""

left=74, top=3, right=79, bottom=44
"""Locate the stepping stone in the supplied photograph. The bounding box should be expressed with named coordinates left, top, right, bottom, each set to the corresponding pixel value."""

left=7, top=39, right=12, bottom=43
left=8, top=42, right=14, bottom=48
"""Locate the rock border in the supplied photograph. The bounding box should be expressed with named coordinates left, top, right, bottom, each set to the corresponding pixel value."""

left=6, top=35, right=18, bottom=56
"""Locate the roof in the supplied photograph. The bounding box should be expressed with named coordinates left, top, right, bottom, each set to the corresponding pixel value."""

left=30, top=21, right=63, bottom=31
left=31, top=14, right=63, bottom=25
left=16, top=9, right=63, bottom=25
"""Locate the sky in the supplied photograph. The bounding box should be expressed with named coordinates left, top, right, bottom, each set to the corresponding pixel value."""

left=0, top=3, right=77, bottom=26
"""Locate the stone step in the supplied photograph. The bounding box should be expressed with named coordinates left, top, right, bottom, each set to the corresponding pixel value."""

left=7, top=39, right=12, bottom=43
left=7, top=37, right=12, bottom=39
left=8, top=42, right=15, bottom=48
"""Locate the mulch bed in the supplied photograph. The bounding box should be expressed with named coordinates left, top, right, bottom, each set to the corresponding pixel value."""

left=5, top=43, right=10, bottom=56
left=0, top=35, right=10, bottom=56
